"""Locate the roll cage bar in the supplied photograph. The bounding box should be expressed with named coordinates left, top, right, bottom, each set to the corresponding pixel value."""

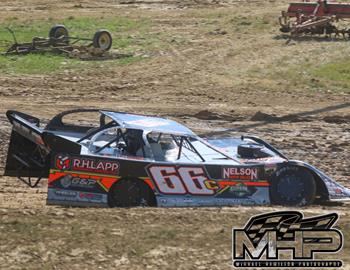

left=45, top=109, right=237, bottom=162
left=85, top=126, right=236, bottom=162
left=77, top=120, right=118, bottom=143
left=173, top=135, right=205, bottom=162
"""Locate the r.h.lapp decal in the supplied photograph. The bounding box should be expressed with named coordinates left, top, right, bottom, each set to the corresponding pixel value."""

left=55, top=155, right=119, bottom=175
left=72, top=158, right=119, bottom=174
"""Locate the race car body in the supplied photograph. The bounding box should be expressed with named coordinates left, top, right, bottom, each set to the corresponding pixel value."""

left=4, top=109, right=350, bottom=207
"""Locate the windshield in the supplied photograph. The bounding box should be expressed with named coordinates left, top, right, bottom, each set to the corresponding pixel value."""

left=147, top=132, right=233, bottom=163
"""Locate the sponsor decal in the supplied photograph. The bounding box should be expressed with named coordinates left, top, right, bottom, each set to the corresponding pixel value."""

left=55, top=155, right=119, bottom=175
left=264, top=163, right=278, bottom=175
left=54, top=190, right=77, bottom=197
left=228, top=183, right=250, bottom=198
left=59, top=175, right=96, bottom=189
left=56, top=154, right=71, bottom=170
left=204, top=180, right=220, bottom=190
left=334, top=188, right=343, bottom=194
left=72, top=158, right=119, bottom=175
left=222, top=167, right=258, bottom=180
left=232, top=211, right=343, bottom=268
left=60, top=175, right=72, bottom=188
left=79, top=192, right=103, bottom=201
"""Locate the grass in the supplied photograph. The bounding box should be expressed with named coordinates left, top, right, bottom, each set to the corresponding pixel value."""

left=193, top=8, right=274, bottom=33
left=0, top=16, right=162, bottom=74
left=269, top=58, right=350, bottom=93
left=0, top=16, right=150, bottom=49
left=0, top=53, right=142, bottom=75
left=0, top=54, right=82, bottom=74
left=311, top=59, right=350, bottom=90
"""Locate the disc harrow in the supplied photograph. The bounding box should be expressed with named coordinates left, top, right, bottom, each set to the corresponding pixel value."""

left=279, top=0, right=350, bottom=38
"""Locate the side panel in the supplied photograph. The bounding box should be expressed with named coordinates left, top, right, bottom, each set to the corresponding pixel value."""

left=146, top=164, right=272, bottom=207
left=47, top=154, right=124, bottom=206
left=48, top=153, right=276, bottom=207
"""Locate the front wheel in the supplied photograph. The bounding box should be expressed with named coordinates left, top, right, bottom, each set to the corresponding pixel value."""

left=108, top=178, right=156, bottom=207
left=93, top=30, right=112, bottom=51
left=270, top=166, right=316, bottom=206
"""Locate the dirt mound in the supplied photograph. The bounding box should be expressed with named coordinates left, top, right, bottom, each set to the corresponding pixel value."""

left=250, top=111, right=310, bottom=122
left=250, top=111, right=278, bottom=121
left=323, top=115, right=350, bottom=124
left=193, top=110, right=239, bottom=121
left=193, top=110, right=222, bottom=120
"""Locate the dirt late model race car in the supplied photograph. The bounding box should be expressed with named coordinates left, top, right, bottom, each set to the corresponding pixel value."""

left=4, top=109, right=350, bottom=207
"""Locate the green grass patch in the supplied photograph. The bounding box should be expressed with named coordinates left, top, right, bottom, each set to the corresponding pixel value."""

left=263, top=58, right=350, bottom=93
left=312, top=59, right=350, bottom=89
left=229, top=15, right=271, bottom=31
left=0, top=16, right=163, bottom=74
left=0, top=53, right=141, bottom=75
left=0, top=53, right=83, bottom=74
left=200, top=9, right=273, bottom=32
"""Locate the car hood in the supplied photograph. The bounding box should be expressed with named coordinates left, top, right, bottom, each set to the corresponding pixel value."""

left=207, top=137, right=287, bottom=165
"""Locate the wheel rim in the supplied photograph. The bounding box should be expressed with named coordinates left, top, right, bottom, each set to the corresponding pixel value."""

left=54, top=28, right=67, bottom=39
left=98, top=33, right=111, bottom=50
left=276, top=173, right=306, bottom=203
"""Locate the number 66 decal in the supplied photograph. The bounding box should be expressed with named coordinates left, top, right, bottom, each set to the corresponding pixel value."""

left=147, top=165, right=214, bottom=195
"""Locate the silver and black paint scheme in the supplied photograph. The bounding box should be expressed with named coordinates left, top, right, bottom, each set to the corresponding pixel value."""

left=4, top=109, right=350, bottom=207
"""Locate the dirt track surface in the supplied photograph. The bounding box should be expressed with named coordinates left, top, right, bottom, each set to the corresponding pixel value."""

left=0, top=0, right=350, bottom=269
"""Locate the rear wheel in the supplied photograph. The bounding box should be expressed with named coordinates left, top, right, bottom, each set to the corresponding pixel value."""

left=270, top=166, right=316, bottom=206
left=108, top=179, right=156, bottom=207
left=93, top=30, right=112, bottom=51
left=49, top=25, right=69, bottom=43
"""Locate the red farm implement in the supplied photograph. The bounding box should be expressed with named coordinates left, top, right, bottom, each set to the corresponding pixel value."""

left=279, top=0, right=350, bottom=37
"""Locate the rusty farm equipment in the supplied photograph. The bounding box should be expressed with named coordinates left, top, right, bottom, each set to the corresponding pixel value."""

left=279, top=0, right=350, bottom=38
left=3, top=25, right=113, bottom=57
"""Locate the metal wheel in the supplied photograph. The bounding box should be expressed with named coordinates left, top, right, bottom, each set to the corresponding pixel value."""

left=49, top=25, right=69, bottom=44
left=93, top=30, right=112, bottom=51
left=108, top=179, right=156, bottom=207
left=270, top=166, right=316, bottom=206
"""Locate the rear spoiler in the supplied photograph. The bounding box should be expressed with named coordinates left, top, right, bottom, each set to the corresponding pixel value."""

left=6, top=110, right=82, bottom=152
left=6, top=110, right=45, bottom=146
left=4, top=110, right=81, bottom=187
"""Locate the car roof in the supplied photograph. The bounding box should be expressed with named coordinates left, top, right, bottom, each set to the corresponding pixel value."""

left=101, top=111, right=195, bottom=136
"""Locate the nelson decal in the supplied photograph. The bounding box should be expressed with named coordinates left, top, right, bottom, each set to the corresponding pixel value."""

left=222, top=167, right=258, bottom=180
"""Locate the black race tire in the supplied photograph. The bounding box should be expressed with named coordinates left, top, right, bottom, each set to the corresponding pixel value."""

left=93, top=30, right=112, bottom=51
left=270, top=166, right=316, bottom=206
left=108, top=179, right=156, bottom=207
left=49, top=25, right=69, bottom=41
